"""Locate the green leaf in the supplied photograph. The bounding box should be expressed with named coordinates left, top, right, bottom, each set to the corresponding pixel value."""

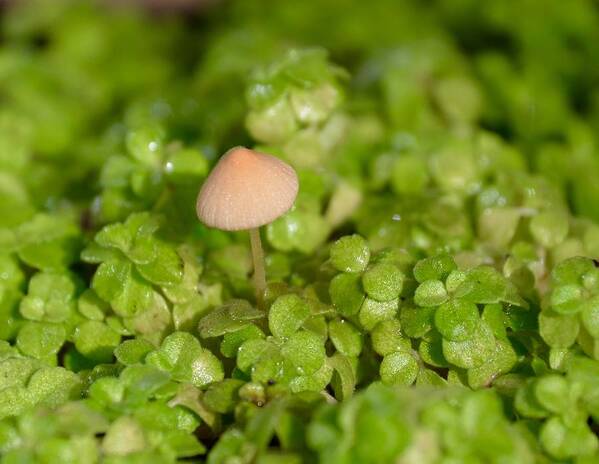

left=413, top=254, right=457, bottom=283
left=203, top=379, right=245, bottom=414
left=530, top=210, right=569, bottom=248
left=282, top=330, right=326, bottom=375
left=418, top=331, right=449, bottom=368
left=80, top=242, right=121, bottom=264
left=252, top=350, right=289, bottom=385
left=539, top=309, right=580, bottom=348
left=16, top=214, right=81, bottom=270
left=173, top=294, right=210, bottom=332
left=442, top=321, right=495, bottom=368
left=122, top=291, right=171, bottom=343
left=0, top=386, right=33, bottom=419
left=481, top=303, right=508, bottom=339
left=478, top=207, right=521, bottom=248
left=114, top=339, right=155, bottom=365
left=445, top=269, right=466, bottom=293
left=328, top=319, right=363, bottom=357
left=431, top=142, right=479, bottom=193
left=73, top=321, right=121, bottom=363
left=416, top=368, right=447, bottom=386
left=220, top=325, right=265, bottom=358
left=126, top=124, right=165, bottom=166
left=164, top=148, right=209, bottom=180
left=358, top=297, right=398, bottom=331
left=540, top=416, right=598, bottom=460
left=133, top=400, right=199, bottom=433
left=534, top=374, right=570, bottom=414
left=329, top=273, right=365, bottom=316
left=414, top=280, right=448, bottom=307
left=102, top=416, right=146, bottom=456
left=27, top=366, right=82, bottom=408
left=16, top=321, right=66, bottom=360
left=245, top=398, right=286, bottom=451
left=329, top=353, right=356, bottom=400
left=434, top=299, right=479, bottom=341
left=95, top=212, right=159, bottom=264
left=77, top=289, right=109, bottom=321
left=400, top=306, right=435, bottom=339
left=237, top=339, right=275, bottom=374
left=0, top=254, right=25, bottom=290
left=92, top=258, right=153, bottom=317
left=362, top=263, right=404, bottom=302
left=269, top=294, right=310, bottom=339
left=207, top=429, right=247, bottom=464
left=0, top=357, right=39, bottom=390
left=246, top=98, right=298, bottom=144
left=163, top=430, right=206, bottom=457
left=146, top=332, right=224, bottom=388
left=198, top=300, right=264, bottom=338
left=371, top=319, right=411, bottom=356
left=163, top=245, right=203, bottom=304
left=380, top=350, right=418, bottom=386
left=288, top=361, right=333, bottom=393
left=168, top=383, right=217, bottom=429
left=329, top=235, right=370, bottom=273
left=581, top=296, right=599, bottom=338
left=19, top=271, right=77, bottom=322
left=454, top=266, right=507, bottom=304
left=550, top=284, right=584, bottom=314
left=391, top=155, right=429, bottom=195
left=267, top=210, right=330, bottom=254
left=466, top=339, right=517, bottom=389
left=514, top=379, right=550, bottom=419
left=551, top=257, right=594, bottom=286
left=135, top=240, right=183, bottom=287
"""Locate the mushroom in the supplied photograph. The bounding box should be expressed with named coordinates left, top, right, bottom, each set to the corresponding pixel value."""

left=196, top=146, right=299, bottom=306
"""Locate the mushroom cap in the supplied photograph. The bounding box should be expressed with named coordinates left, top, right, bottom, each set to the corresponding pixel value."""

left=196, top=146, right=299, bottom=231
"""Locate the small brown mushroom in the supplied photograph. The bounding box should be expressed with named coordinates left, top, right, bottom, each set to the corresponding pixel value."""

left=196, top=146, right=299, bottom=306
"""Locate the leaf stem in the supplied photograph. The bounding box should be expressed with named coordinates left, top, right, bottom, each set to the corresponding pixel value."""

left=249, top=227, right=266, bottom=309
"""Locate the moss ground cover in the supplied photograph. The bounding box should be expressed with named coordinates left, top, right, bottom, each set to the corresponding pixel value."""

left=1, top=0, right=599, bottom=462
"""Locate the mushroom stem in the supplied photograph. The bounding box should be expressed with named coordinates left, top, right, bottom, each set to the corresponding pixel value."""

left=249, top=227, right=266, bottom=308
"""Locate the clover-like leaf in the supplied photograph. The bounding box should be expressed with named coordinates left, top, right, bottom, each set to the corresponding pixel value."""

left=362, top=263, right=404, bottom=302
left=19, top=271, right=77, bottom=322
left=358, top=297, right=398, bottom=331
left=539, top=309, right=580, bottom=348
left=16, top=321, right=66, bottom=360
left=442, top=321, right=496, bottom=368
left=92, top=257, right=153, bottom=317
left=95, top=212, right=159, bottom=265
left=16, top=213, right=81, bottom=270
left=269, top=294, right=310, bottom=339
left=371, top=319, right=410, bottom=356
left=146, top=332, right=224, bottom=388
left=329, top=353, right=356, bottom=400
left=198, top=300, right=264, bottom=339
left=414, top=280, right=448, bottom=307
left=328, top=319, right=363, bottom=357
left=329, top=235, right=370, bottom=273
left=413, top=254, right=457, bottom=283
left=73, top=321, right=121, bottom=363
left=329, top=273, right=366, bottom=316
left=135, top=240, right=183, bottom=287
left=434, top=299, right=479, bottom=342
left=281, top=330, right=326, bottom=375
left=380, top=350, right=419, bottom=386
left=454, top=266, right=507, bottom=304
left=114, top=339, right=155, bottom=366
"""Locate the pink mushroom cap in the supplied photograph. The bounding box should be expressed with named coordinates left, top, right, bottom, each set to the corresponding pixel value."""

left=196, top=146, right=299, bottom=231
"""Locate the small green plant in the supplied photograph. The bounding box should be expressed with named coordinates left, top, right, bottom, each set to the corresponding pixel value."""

left=1, top=0, right=599, bottom=462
